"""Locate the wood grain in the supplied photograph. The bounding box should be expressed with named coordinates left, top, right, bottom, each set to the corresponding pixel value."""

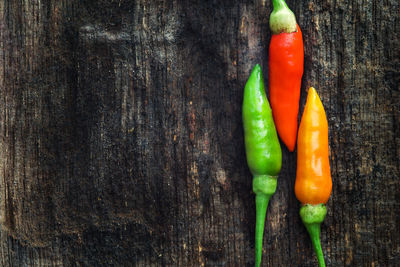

left=0, top=0, right=398, bottom=266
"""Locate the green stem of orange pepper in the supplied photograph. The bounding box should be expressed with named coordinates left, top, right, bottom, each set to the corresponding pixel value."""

left=243, top=65, right=282, bottom=267
left=300, top=204, right=327, bottom=267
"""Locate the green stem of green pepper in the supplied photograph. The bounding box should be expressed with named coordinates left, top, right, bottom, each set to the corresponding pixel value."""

left=253, top=175, right=277, bottom=267
left=254, top=194, right=269, bottom=267
left=300, top=204, right=327, bottom=267
left=243, top=65, right=282, bottom=267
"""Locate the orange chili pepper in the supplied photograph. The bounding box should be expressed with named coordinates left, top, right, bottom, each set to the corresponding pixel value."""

left=295, top=87, right=332, bottom=204
left=295, top=87, right=332, bottom=267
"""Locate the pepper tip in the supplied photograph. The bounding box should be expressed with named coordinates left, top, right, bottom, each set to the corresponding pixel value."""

left=252, top=64, right=261, bottom=72
left=248, top=64, right=263, bottom=84
left=286, top=141, right=296, bottom=152
left=306, top=87, right=320, bottom=104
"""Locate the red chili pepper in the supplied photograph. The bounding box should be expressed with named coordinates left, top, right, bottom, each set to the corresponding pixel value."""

left=269, top=0, right=304, bottom=151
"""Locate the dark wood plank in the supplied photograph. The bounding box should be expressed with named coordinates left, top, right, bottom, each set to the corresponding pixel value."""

left=0, top=0, right=398, bottom=266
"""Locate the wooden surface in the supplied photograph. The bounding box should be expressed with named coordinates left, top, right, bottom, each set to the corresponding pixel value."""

left=0, top=0, right=399, bottom=266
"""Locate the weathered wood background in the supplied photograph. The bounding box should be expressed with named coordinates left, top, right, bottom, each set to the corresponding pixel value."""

left=0, top=0, right=399, bottom=266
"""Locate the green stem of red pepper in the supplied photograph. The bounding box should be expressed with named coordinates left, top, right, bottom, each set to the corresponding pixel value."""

left=270, top=0, right=297, bottom=34
left=243, top=65, right=282, bottom=267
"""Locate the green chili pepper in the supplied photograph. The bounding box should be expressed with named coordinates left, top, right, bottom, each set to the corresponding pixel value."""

left=243, top=64, right=282, bottom=267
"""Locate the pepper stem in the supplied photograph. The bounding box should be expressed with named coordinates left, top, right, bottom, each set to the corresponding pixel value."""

left=270, top=0, right=297, bottom=34
left=272, top=0, right=289, bottom=10
left=255, top=193, right=270, bottom=267
left=304, top=223, right=326, bottom=267
left=300, top=204, right=328, bottom=267
left=253, top=175, right=277, bottom=267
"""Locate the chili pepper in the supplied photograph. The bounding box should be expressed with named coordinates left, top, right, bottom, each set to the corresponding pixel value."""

left=242, top=64, right=282, bottom=267
left=269, top=0, right=304, bottom=151
left=295, top=87, right=332, bottom=267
